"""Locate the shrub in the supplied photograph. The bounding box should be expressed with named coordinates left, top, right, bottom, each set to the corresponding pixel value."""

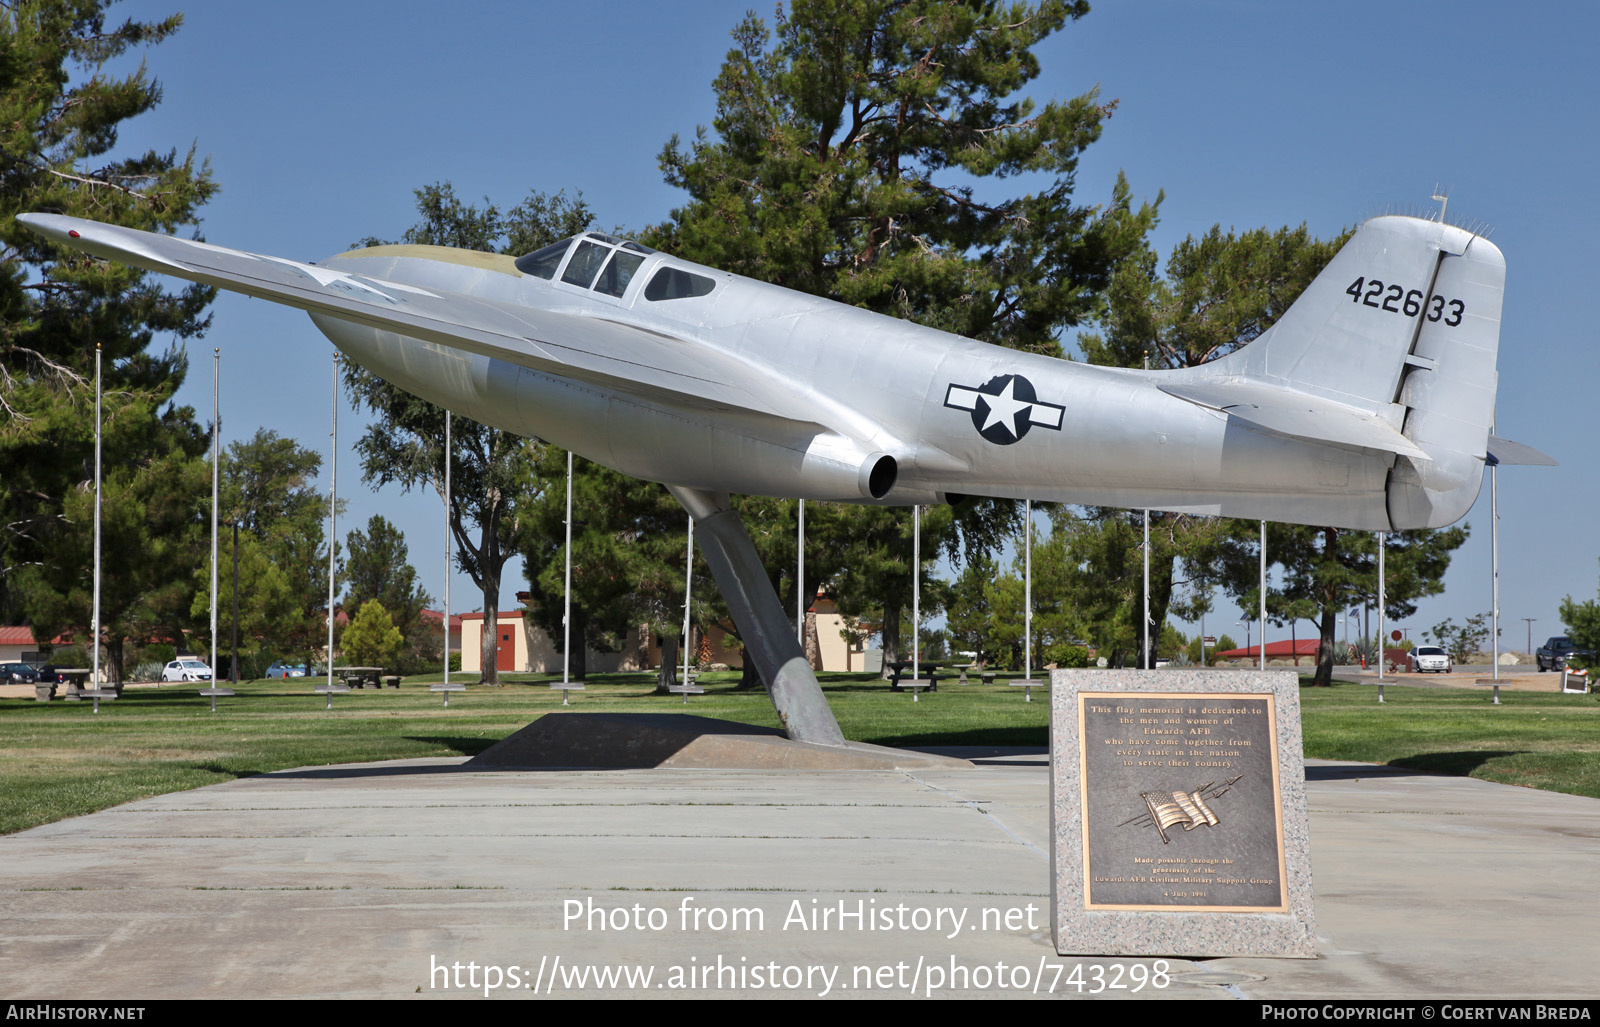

left=1045, top=644, right=1090, bottom=668
left=341, top=600, right=404, bottom=668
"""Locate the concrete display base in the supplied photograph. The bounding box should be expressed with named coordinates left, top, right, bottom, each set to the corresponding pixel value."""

left=468, top=712, right=972, bottom=771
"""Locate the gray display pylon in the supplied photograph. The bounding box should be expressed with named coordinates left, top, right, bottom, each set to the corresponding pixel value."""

left=666, top=485, right=845, bottom=746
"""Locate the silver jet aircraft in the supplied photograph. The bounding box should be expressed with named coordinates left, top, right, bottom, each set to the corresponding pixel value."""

left=18, top=212, right=1545, bottom=744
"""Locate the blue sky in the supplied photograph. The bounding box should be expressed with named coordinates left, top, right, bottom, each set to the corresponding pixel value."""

left=99, top=1, right=1598, bottom=653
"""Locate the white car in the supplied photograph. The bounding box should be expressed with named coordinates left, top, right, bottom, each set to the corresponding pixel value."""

left=1407, top=646, right=1453, bottom=673
left=161, top=658, right=213, bottom=682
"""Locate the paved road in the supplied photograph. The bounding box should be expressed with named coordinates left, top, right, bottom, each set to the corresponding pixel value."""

left=0, top=750, right=1595, bottom=1000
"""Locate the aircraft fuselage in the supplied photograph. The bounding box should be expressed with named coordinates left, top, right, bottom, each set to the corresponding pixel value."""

left=317, top=245, right=1395, bottom=529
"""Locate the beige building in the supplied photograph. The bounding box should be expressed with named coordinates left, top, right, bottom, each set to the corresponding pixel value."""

left=458, top=595, right=867, bottom=675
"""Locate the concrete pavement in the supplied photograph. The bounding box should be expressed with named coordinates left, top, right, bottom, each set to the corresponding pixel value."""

left=0, top=750, right=1595, bottom=1000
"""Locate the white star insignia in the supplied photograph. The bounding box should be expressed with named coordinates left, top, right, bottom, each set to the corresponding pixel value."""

left=979, top=378, right=1032, bottom=437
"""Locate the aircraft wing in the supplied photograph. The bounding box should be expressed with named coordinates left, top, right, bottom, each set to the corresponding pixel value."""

left=1158, top=380, right=1433, bottom=462
left=16, top=213, right=814, bottom=425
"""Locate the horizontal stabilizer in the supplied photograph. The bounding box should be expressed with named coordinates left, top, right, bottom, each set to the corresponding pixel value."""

left=1159, top=381, right=1431, bottom=462
left=1486, top=435, right=1557, bottom=466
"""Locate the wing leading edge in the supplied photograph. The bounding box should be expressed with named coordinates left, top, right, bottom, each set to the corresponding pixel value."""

left=15, top=213, right=813, bottom=426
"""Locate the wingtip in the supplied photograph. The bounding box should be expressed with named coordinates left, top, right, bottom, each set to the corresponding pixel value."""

left=16, top=212, right=79, bottom=244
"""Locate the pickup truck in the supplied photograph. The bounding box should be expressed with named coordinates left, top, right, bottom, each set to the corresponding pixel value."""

left=1535, top=636, right=1591, bottom=672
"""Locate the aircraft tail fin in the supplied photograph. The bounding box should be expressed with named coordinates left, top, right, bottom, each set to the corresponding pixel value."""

left=1174, top=214, right=1504, bottom=527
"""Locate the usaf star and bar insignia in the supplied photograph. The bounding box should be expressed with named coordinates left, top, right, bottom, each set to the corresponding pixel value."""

left=944, top=374, right=1065, bottom=446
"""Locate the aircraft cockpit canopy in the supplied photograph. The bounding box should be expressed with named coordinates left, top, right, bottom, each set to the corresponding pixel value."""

left=515, top=232, right=715, bottom=301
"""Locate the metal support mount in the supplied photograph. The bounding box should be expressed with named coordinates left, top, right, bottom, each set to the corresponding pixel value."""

left=666, top=485, right=846, bottom=746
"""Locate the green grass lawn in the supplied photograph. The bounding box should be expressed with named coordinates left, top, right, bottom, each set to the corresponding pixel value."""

left=1, top=671, right=1595, bottom=835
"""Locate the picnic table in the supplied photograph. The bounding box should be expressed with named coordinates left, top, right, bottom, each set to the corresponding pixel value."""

left=53, top=668, right=92, bottom=702
left=885, top=660, right=942, bottom=693
left=332, top=666, right=386, bottom=689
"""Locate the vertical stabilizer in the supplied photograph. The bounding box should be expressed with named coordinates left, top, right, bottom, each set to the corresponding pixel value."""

left=1187, top=215, right=1503, bottom=527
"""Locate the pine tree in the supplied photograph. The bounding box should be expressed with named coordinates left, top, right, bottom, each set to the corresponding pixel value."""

left=650, top=0, right=1157, bottom=667
left=198, top=429, right=333, bottom=673
left=340, top=599, right=403, bottom=669
left=343, top=515, right=432, bottom=662
left=0, top=3, right=217, bottom=677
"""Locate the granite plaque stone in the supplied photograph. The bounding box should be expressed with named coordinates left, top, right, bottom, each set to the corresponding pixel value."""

left=1051, top=669, right=1315, bottom=958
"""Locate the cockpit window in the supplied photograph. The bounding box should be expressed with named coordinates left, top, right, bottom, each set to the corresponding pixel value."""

left=593, top=251, right=646, bottom=298
left=560, top=241, right=610, bottom=288
left=513, top=237, right=575, bottom=279
left=644, top=266, right=716, bottom=301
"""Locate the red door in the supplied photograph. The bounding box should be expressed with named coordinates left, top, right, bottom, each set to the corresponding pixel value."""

left=497, top=628, right=515, bottom=672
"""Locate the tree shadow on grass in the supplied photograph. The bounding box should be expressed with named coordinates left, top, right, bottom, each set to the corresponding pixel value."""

left=1388, top=750, right=1525, bottom=776
left=1306, top=751, right=1525, bottom=781
left=189, top=763, right=260, bottom=779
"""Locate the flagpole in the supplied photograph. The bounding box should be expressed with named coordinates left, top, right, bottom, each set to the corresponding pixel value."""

left=1024, top=499, right=1032, bottom=681
left=681, top=516, right=694, bottom=698
left=444, top=412, right=451, bottom=688
left=912, top=504, right=920, bottom=684
left=431, top=412, right=463, bottom=706
left=562, top=449, right=573, bottom=702
left=91, top=342, right=102, bottom=693
left=1143, top=509, right=1150, bottom=669
left=796, top=499, right=805, bottom=645
left=1259, top=521, right=1267, bottom=672
left=209, top=349, right=220, bottom=708
left=325, top=353, right=337, bottom=707
left=1378, top=531, right=1386, bottom=703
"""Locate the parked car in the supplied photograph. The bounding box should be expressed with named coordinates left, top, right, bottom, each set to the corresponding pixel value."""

left=1407, top=645, right=1453, bottom=673
left=161, top=659, right=213, bottom=682
left=0, top=662, right=40, bottom=684
left=33, top=665, right=69, bottom=685
left=263, top=661, right=308, bottom=678
left=1535, top=636, right=1590, bottom=673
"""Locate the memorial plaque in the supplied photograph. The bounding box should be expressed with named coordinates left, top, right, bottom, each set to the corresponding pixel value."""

left=1050, top=669, right=1315, bottom=958
left=1078, top=692, right=1286, bottom=912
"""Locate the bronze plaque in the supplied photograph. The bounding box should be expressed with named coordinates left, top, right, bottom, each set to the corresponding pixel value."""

left=1077, top=691, right=1287, bottom=912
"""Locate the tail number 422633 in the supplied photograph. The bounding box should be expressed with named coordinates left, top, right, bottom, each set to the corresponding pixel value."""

left=1346, top=278, right=1464, bottom=327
